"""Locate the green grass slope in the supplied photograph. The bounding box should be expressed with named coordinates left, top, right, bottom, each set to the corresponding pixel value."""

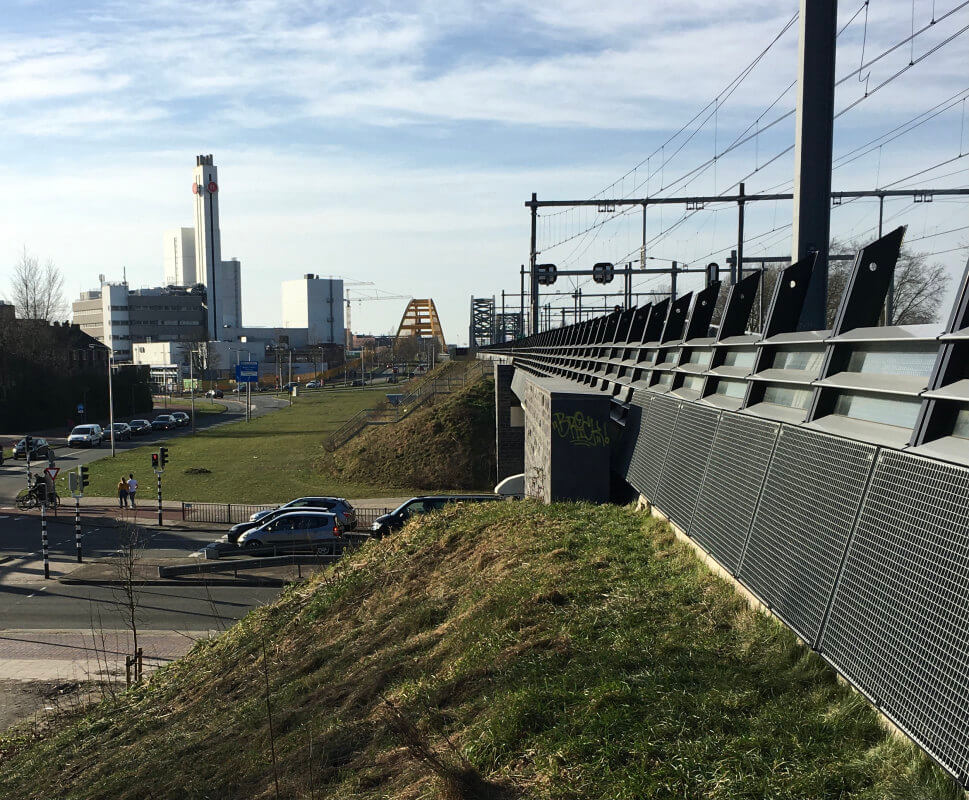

left=77, top=387, right=390, bottom=502
left=0, top=503, right=958, bottom=800
left=322, top=376, right=496, bottom=492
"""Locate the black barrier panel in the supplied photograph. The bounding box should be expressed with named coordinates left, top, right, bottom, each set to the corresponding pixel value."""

left=612, top=403, right=643, bottom=476
left=819, top=451, right=969, bottom=788
left=738, top=427, right=877, bottom=643
left=626, top=395, right=679, bottom=499
left=689, top=412, right=780, bottom=574
left=654, top=404, right=721, bottom=532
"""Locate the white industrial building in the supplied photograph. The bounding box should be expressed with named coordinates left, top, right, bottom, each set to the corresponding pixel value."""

left=281, top=274, right=345, bottom=345
left=163, top=227, right=196, bottom=286
left=72, top=154, right=345, bottom=382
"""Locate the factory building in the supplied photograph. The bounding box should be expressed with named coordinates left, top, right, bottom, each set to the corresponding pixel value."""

left=71, top=154, right=345, bottom=382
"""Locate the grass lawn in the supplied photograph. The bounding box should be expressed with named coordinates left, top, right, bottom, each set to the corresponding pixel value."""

left=77, top=387, right=405, bottom=503
left=0, top=502, right=958, bottom=799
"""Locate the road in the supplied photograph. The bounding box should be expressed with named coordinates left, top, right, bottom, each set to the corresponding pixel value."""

left=0, top=393, right=289, bottom=505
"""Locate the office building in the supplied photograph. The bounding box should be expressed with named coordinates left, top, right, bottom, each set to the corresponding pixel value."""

left=72, top=283, right=206, bottom=361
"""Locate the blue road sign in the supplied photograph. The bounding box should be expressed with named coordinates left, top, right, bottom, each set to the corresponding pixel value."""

left=236, top=361, right=259, bottom=383
left=76, top=403, right=85, bottom=414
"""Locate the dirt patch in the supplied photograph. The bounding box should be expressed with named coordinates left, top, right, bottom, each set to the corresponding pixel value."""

left=0, top=679, right=94, bottom=732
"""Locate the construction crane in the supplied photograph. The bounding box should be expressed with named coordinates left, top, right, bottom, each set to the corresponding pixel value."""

left=345, top=289, right=412, bottom=347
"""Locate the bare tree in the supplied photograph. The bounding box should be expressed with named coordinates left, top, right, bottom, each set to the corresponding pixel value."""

left=112, top=523, right=146, bottom=682
left=711, top=239, right=952, bottom=332
left=10, top=246, right=66, bottom=321
left=829, top=239, right=950, bottom=326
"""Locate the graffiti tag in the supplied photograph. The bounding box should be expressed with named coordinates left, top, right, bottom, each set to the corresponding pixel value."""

left=552, top=411, right=609, bottom=447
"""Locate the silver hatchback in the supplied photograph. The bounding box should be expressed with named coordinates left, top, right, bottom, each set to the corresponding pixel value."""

left=237, top=511, right=344, bottom=554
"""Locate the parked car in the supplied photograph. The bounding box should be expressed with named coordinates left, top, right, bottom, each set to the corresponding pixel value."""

left=370, top=495, right=505, bottom=537
left=67, top=425, right=104, bottom=448
left=170, top=412, right=190, bottom=427
left=151, top=415, right=176, bottom=431
left=281, top=382, right=298, bottom=392
left=305, top=381, right=320, bottom=389
left=205, top=389, right=223, bottom=398
left=236, top=511, right=344, bottom=554
left=110, top=423, right=132, bottom=441
left=129, top=419, right=153, bottom=435
left=13, top=437, right=52, bottom=459
left=249, top=497, right=357, bottom=530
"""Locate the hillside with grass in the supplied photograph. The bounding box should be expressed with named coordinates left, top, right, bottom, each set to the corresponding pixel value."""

left=322, top=376, right=496, bottom=492
left=0, top=502, right=958, bottom=800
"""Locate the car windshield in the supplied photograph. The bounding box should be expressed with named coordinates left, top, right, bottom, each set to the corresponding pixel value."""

left=70, top=427, right=92, bottom=435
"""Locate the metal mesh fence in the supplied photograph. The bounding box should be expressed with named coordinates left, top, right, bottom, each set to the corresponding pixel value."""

left=654, top=404, right=721, bottom=532
left=820, top=451, right=969, bottom=787
left=626, top=394, right=679, bottom=499
left=688, top=412, right=780, bottom=574
left=738, top=427, right=876, bottom=643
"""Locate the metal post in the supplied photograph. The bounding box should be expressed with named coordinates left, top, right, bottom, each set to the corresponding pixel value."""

left=41, top=501, right=49, bottom=580
left=107, top=355, right=116, bottom=457
left=641, top=203, right=647, bottom=267
left=189, top=350, right=196, bottom=435
left=729, top=250, right=738, bottom=286
left=880, top=195, right=893, bottom=324
left=736, top=182, right=746, bottom=284
left=791, top=0, right=838, bottom=330
left=75, top=495, right=82, bottom=563
left=529, top=193, right=539, bottom=334
left=519, top=264, right=525, bottom=336
left=157, top=472, right=163, bottom=527
left=671, top=261, right=678, bottom=301
left=760, top=262, right=766, bottom=332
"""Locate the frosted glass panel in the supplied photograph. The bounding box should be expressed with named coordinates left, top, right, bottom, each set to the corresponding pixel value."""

left=832, top=391, right=921, bottom=429
left=763, top=385, right=813, bottom=409
left=846, top=344, right=938, bottom=377
left=771, top=348, right=824, bottom=372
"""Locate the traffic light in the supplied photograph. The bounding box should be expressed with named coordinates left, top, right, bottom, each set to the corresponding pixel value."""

left=159, top=447, right=169, bottom=468
left=79, top=465, right=90, bottom=489
left=151, top=453, right=159, bottom=470
left=592, top=262, right=615, bottom=284
left=535, top=263, right=558, bottom=286
left=24, top=435, right=33, bottom=455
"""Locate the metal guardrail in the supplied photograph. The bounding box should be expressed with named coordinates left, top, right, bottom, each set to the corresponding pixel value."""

left=180, top=502, right=392, bottom=529
left=181, top=502, right=276, bottom=524
left=323, top=360, right=489, bottom=451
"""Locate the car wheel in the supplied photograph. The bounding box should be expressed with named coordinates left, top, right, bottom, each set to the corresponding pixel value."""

left=314, top=543, right=334, bottom=556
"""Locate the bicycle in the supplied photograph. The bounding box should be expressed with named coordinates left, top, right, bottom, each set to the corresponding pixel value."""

left=15, top=486, right=60, bottom=511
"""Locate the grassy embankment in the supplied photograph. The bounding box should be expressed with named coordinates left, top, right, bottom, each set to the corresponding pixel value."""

left=320, top=376, right=496, bottom=492
left=0, top=502, right=958, bottom=799
left=78, top=388, right=390, bottom=502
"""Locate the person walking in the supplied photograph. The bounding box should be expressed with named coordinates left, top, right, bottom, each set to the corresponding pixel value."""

left=117, top=477, right=129, bottom=509
left=127, top=473, right=138, bottom=509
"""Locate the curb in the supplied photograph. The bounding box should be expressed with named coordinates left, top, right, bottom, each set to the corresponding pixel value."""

left=58, top=576, right=293, bottom=588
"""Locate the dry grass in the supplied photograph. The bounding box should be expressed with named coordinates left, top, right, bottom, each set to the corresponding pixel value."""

left=0, top=502, right=961, bottom=800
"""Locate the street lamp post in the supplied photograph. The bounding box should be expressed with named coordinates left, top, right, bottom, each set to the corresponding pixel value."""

left=107, top=353, right=116, bottom=457
left=189, top=349, right=196, bottom=435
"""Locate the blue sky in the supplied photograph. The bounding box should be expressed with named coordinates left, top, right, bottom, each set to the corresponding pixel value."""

left=1, top=0, right=967, bottom=342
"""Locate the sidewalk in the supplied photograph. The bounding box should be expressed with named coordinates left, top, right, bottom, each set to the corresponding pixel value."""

left=0, top=628, right=213, bottom=683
